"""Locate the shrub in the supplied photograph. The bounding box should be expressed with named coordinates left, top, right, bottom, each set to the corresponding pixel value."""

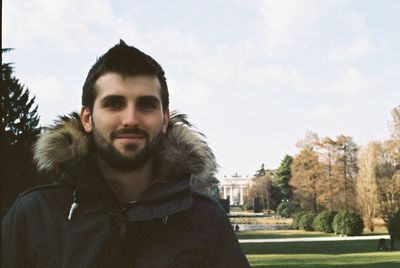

left=333, top=211, right=364, bottom=236
left=388, top=210, right=400, bottom=240
left=292, top=211, right=306, bottom=230
left=299, top=212, right=316, bottom=231
left=313, top=210, right=337, bottom=233
left=276, top=201, right=297, bottom=218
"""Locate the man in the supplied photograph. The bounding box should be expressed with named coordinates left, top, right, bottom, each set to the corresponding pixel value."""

left=2, top=40, right=250, bottom=267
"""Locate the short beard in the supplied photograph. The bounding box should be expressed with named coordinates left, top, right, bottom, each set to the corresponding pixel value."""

left=92, top=125, right=162, bottom=172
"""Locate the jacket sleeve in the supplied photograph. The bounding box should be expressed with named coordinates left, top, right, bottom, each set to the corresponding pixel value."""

left=2, top=197, right=30, bottom=268
left=206, top=209, right=250, bottom=268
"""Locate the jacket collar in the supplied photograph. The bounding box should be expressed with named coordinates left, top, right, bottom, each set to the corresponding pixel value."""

left=33, top=112, right=218, bottom=185
left=61, top=153, right=192, bottom=201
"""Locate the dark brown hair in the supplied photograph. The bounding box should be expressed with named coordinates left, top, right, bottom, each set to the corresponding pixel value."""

left=82, top=40, right=169, bottom=111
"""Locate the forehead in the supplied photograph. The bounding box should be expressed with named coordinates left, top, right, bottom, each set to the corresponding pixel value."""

left=94, top=72, right=162, bottom=100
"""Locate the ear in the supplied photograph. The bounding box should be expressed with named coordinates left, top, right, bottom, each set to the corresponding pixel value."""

left=162, top=109, right=170, bottom=134
left=80, top=106, right=93, bottom=133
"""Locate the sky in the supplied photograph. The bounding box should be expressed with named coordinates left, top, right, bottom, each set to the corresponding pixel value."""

left=3, top=0, right=400, bottom=179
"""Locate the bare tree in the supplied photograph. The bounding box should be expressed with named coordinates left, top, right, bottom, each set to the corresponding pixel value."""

left=356, top=142, right=379, bottom=231
left=317, top=137, right=338, bottom=210
left=334, top=135, right=358, bottom=210
left=244, top=174, right=274, bottom=211
left=375, top=140, right=400, bottom=224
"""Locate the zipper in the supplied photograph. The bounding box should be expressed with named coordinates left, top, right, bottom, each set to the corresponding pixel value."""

left=104, top=204, right=128, bottom=268
left=67, top=188, right=79, bottom=220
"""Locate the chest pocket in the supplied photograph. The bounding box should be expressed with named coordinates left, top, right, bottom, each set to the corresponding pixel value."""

left=171, top=257, right=205, bottom=268
left=35, top=253, right=57, bottom=268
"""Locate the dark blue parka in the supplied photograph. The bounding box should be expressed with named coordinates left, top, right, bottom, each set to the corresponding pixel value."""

left=2, top=113, right=249, bottom=268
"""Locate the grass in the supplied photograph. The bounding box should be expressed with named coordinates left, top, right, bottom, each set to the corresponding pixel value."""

left=239, top=230, right=400, bottom=267
left=247, top=252, right=400, bottom=268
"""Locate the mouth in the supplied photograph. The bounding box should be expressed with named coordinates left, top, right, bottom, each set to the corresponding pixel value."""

left=115, top=134, right=145, bottom=140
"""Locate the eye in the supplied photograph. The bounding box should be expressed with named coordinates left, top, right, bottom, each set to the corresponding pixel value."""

left=137, top=97, right=159, bottom=112
left=103, top=98, right=125, bottom=110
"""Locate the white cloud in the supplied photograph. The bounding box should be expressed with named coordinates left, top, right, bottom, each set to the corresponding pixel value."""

left=305, top=104, right=335, bottom=120
left=238, top=65, right=306, bottom=92
left=169, top=77, right=211, bottom=107
left=4, top=0, right=118, bottom=51
left=27, top=75, right=63, bottom=100
left=253, top=0, right=335, bottom=57
left=330, top=66, right=379, bottom=96
left=329, top=13, right=373, bottom=62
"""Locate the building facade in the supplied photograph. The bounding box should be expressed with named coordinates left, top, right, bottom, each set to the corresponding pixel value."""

left=220, top=173, right=251, bottom=206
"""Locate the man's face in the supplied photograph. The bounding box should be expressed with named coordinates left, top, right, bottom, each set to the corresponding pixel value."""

left=80, top=73, right=169, bottom=171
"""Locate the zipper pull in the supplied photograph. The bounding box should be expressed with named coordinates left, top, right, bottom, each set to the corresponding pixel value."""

left=67, top=189, right=79, bottom=220
left=162, top=216, right=169, bottom=226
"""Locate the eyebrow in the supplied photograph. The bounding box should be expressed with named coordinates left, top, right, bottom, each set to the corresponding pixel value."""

left=99, top=95, right=161, bottom=105
left=136, top=95, right=161, bottom=104
left=100, top=95, right=125, bottom=105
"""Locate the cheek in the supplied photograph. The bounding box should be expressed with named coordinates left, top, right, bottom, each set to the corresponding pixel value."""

left=92, top=116, right=115, bottom=135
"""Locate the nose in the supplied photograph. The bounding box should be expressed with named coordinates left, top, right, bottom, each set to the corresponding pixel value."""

left=121, top=106, right=139, bottom=128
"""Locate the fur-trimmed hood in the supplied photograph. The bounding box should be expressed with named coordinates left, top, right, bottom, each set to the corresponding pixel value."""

left=33, top=112, right=217, bottom=183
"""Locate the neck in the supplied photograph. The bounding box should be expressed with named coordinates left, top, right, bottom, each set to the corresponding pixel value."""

left=96, top=155, right=154, bottom=203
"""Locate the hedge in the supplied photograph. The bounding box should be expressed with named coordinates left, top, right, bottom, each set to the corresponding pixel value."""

left=388, top=210, right=400, bottom=240
left=299, top=212, right=316, bottom=231
left=276, top=201, right=297, bottom=218
left=313, top=210, right=337, bottom=233
left=333, top=211, right=364, bottom=236
left=292, top=211, right=307, bottom=230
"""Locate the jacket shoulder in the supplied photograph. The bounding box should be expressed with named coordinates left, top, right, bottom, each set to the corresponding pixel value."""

left=191, top=190, right=225, bottom=211
left=18, top=181, right=66, bottom=197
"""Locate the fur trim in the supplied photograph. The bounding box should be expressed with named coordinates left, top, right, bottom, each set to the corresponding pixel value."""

left=154, top=113, right=218, bottom=182
left=33, top=113, right=90, bottom=175
left=33, top=112, right=217, bottom=182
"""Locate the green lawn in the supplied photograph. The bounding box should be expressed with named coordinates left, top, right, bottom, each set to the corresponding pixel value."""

left=239, top=231, right=400, bottom=267
left=247, top=252, right=400, bottom=268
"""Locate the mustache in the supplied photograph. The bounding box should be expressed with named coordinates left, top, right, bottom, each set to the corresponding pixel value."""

left=110, top=127, right=149, bottom=140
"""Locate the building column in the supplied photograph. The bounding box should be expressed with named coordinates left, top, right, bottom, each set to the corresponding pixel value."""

left=223, top=185, right=227, bottom=199
left=240, top=186, right=243, bottom=205
left=230, top=187, right=233, bottom=204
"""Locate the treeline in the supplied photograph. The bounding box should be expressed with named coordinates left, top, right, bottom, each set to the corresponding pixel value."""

left=245, top=106, right=400, bottom=232
left=1, top=49, right=41, bottom=217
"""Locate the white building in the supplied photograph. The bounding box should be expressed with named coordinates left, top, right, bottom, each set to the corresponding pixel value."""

left=220, top=173, right=251, bottom=206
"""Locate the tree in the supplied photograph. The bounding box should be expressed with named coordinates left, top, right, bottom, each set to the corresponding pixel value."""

left=244, top=174, right=274, bottom=210
left=375, top=140, right=400, bottom=224
left=291, top=133, right=324, bottom=213
left=1, top=49, right=41, bottom=217
left=272, top=155, right=293, bottom=202
left=390, top=105, right=400, bottom=141
left=334, top=135, right=358, bottom=210
left=356, top=142, right=379, bottom=231
left=388, top=210, right=400, bottom=249
left=317, top=137, right=338, bottom=210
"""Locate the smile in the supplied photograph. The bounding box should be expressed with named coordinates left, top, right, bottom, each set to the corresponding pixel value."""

left=115, top=134, right=145, bottom=140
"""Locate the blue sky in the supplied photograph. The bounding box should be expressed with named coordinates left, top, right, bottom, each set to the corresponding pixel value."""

left=4, top=0, right=400, bottom=179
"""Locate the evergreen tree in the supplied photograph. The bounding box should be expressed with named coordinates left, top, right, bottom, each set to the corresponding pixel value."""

left=273, top=155, right=293, bottom=201
left=1, top=49, right=41, bottom=217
